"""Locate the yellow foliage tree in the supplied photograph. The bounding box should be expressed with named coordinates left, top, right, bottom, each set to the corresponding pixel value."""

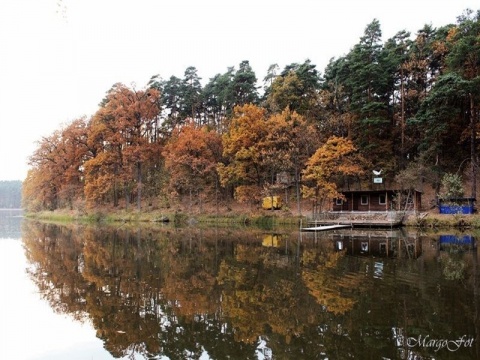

left=302, top=136, right=368, bottom=208
left=218, top=104, right=269, bottom=204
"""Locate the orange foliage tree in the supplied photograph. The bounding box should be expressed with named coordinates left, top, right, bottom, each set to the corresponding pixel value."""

left=23, top=118, right=90, bottom=211
left=83, top=83, right=162, bottom=209
left=219, top=104, right=319, bottom=210
left=58, top=118, right=91, bottom=208
left=163, top=121, right=223, bottom=210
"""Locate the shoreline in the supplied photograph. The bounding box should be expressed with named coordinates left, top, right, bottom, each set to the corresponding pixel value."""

left=23, top=209, right=480, bottom=229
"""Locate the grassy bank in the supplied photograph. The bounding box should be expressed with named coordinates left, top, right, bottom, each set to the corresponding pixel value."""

left=403, top=212, right=480, bottom=229
left=25, top=208, right=480, bottom=229
left=25, top=209, right=177, bottom=224
left=24, top=208, right=304, bottom=227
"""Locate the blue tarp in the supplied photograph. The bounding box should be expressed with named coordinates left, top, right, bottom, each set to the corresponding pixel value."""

left=439, top=204, right=474, bottom=214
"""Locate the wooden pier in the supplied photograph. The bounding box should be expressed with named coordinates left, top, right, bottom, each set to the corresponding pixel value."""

left=301, top=224, right=351, bottom=232
left=305, top=211, right=405, bottom=229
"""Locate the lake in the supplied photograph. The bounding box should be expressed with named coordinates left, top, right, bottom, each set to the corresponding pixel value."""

left=1, top=210, right=479, bottom=359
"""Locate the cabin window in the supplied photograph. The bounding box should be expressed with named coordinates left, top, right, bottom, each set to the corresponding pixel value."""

left=379, top=194, right=386, bottom=205
left=361, top=195, right=369, bottom=205
left=335, top=198, right=343, bottom=206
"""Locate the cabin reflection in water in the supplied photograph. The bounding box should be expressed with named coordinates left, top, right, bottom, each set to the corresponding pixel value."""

left=329, top=229, right=422, bottom=259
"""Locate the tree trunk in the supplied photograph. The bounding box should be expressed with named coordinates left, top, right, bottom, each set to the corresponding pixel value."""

left=125, top=185, right=129, bottom=211
left=137, top=161, right=142, bottom=211
left=470, top=93, right=477, bottom=200
left=189, top=188, right=192, bottom=213
left=295, top=165, right=302, bottom=215
left=113, top=164, right=118, bottom=207
left=400, top=67, right=405, bottom=169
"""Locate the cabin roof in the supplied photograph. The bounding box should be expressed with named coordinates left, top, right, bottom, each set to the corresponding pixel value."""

left=339, top=189, right=422, bottom=195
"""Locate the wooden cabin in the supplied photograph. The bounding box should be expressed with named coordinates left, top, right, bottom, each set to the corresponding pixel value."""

left=309, top=189, right=422, bottom=227
left=332, top=189, right=422, bottom=212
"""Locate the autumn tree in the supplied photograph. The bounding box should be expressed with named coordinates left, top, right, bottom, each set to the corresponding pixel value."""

left=218, top=104, right=269, bottom=205
left=302, top=136, right=368, bottom=212
left=84, top=83, right=162, bottom=210
left=261, top=108, right=319, bottom=214
left=22, top=168, right=54, bottom=211
left=84, top=86, right=128, bottom=208
left=57, top=118, right=91, bottom=208
left=23, top=131, right=62, bottom=210
left=163, top=121, right=223, bottom=210
left=219, top=105, right=318, bottom=210
left=23, top=117, right=91, bottom=211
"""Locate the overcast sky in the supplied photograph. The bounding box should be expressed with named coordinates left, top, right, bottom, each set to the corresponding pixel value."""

left=0, top=0, right=478, bottom=181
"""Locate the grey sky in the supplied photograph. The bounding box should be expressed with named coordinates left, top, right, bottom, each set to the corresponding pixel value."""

left=0, top=0, right=477, bottom=180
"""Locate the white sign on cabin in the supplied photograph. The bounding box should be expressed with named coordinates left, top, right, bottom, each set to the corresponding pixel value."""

left=373, top=177, right=383, bottom=184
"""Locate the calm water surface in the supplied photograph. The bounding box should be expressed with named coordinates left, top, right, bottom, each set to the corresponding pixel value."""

left=1, top=210, right=480, bottom=359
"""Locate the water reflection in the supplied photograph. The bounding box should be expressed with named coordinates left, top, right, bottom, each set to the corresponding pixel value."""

left=0, top=208, right=23, bottom=239
left=328, top=228, right=422, bottom=258
left=439, top=234, right=476, bottom=251
left=21, top=221, right=480, bottom=359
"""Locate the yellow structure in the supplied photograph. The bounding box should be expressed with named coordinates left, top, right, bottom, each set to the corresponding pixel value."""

left=262, top=196, right=282, bottom=210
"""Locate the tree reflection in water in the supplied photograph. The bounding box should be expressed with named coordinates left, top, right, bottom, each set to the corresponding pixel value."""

left=22, top=221, right=480, bottom=359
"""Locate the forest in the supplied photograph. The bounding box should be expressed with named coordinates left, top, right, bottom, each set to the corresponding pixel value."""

left=22, top=9, right=480, bottom=215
